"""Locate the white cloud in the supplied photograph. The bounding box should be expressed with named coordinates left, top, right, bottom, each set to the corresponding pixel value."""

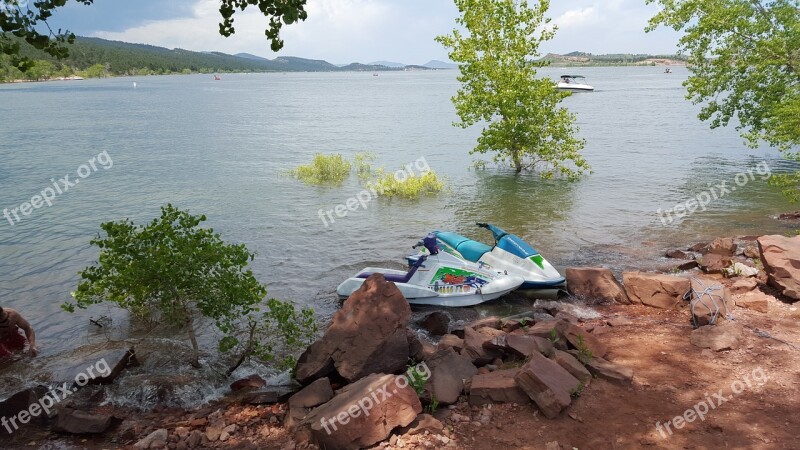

left=553, top=7, right=599, bottom=29
left=90, top=0, right=679, bottom=62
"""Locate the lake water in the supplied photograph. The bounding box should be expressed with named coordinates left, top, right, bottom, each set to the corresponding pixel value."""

left=0, top=68, right=796, bottom=404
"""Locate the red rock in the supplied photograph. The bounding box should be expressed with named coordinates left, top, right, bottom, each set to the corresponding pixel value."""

left=623, top=272, right=690, bottom=309
left=665, top=249, right=692, bottom=259
left=436, top=334, right=464, bottom=353
left=467, top=316, right=502, bottom=330
left=243, top=387, right=296, bottom=405
left=53, top=345, right=138, bottom=386
left=286, top=378, right=335, bottom=430
left=743, top=245, right=760, bottom=258
left=706, top=238, right=737, bottom=256
left=582, top=357, right=633, bottom=384
left=134, top=429, right=168, bottom=449
left=556, top=322, right=608, bottom=358
left=675, top=260, right=699, bottom=271
left=396, top=413, right=444, bottom=436
left=700, top=254, right=733, bottom=274
left=0, top=386, right=49, bottom=433
left=514, top=352, right=580, bottom=419
left=758, top=235, right=800, bottom=300
left=501, top=319, right=523, bottom=333
left=729, top=278, right=758, bottom=295
left=295, top=274, right=411, bottom=384
left=295, top=374, right=421, bottom=450
left=407, top=329, right=436, bottom=362
left=524, top=320, right=567, bottom=351
left=551, top=350, right=592, bottom=385
left=469, top=369, right=530, bottom=406
left=420, top=311, right=450, bottom=336
left=463, top=327, right=505, bottom=366
left=689, top=278, right=734, bottom=326
left=425, top=348, right=477, bottom=405
left=230, top=374, right=266, bottom=391
left=734, top=291, right=771, bottom=313
left=689, top=242, right=709, bottom=252
left=485, top=334, right=554, bottom=358
left=565, top=267, right=630, bottom=304
left=690, top=321, right=743, bottom=352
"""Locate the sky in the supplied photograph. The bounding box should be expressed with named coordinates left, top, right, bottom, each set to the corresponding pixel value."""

left=50, top=0, right=683, bottom=65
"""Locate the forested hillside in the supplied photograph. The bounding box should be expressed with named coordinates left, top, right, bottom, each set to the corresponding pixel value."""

left=0, top=36, right=409, bottom=82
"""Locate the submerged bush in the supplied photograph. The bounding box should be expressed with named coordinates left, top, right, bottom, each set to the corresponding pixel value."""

left=290, top=153, right=352, bottom=185
left=368, top=169, right=445, bottom=199
left=354, top=151, right=376, bottom=180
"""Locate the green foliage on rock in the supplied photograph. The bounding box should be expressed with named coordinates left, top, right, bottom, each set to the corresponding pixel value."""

left=436, top=0, right=589, bottom=178
left=646, top=0, right=799, bottom=200
left=63, top=204, right=316, bottom=370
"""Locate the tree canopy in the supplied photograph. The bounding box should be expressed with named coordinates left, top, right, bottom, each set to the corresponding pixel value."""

left=1, top=0, right=307, bottom=70
left=646, top=0, right=799, bottom=198
left=436, top=0, right=588, bottom=178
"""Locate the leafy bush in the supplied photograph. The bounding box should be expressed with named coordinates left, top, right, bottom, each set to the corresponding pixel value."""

left=354, top=151, right=376, bottom=180
left=63, top=204, right=316, bottom=370
left=368, top=169, right=444, bottom=199
left=289, top=153, right=352, bottom=185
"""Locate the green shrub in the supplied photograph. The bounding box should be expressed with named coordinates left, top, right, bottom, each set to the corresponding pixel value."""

left=64, top=204, right=316, bottom=371
left=368, top=169, right=444, bottom=199
left=290, top=153, right=352, bottom=185
left=354, top=151, right=376, bottom=180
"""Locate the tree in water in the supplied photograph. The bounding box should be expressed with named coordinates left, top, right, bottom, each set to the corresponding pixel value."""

left=63, top=204, right=316, bottom=370
left=437, top=0, right=589, bottom=178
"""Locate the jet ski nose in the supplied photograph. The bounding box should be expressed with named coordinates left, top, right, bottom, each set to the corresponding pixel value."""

left=480, top=275, right=525, bottom=295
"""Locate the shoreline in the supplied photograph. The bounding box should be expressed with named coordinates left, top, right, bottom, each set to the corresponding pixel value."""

left=2, top=226, right=798, bottom=449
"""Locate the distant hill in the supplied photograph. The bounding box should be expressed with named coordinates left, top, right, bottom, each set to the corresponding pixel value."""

left=235, top=52, right=269, bottom=62
left=369, top=60, right=406, bottom=68
left=0, top=35, right=451, bottom=82
left=423, top=60, right=458, bottom=69
left=541, top=52, right=688, bottom=67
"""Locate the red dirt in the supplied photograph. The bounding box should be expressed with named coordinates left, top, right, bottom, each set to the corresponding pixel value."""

left=3, top=295, right=799, bottom=450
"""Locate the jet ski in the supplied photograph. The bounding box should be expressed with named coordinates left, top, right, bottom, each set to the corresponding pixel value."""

left=337, top=233, right=525, bottom=307
left=409, top=223, right=565, bottom=289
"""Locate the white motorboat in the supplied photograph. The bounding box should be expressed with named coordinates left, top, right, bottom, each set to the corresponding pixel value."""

left=557, top=75, right=594, bottom=92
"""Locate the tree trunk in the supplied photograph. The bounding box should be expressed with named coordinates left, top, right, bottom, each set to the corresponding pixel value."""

left=512, top=150, right=522, bottom=174
left=186, top=316, right=202, bottom=369
left=226, top=320, right=258, bottom=376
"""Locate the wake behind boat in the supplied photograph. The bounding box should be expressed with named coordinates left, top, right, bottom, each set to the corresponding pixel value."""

left=337, top=233, right=524, bottom=307
left=557, top=75, right=594, bottom=92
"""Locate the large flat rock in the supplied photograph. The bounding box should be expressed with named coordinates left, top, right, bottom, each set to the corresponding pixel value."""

left=296, top=373, right=421, bottom=450
left=295, top=274, right=411, bottom=384
left=514, top=351, right=580, bottom=419
left=758, top=235, right=800, bottom=300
